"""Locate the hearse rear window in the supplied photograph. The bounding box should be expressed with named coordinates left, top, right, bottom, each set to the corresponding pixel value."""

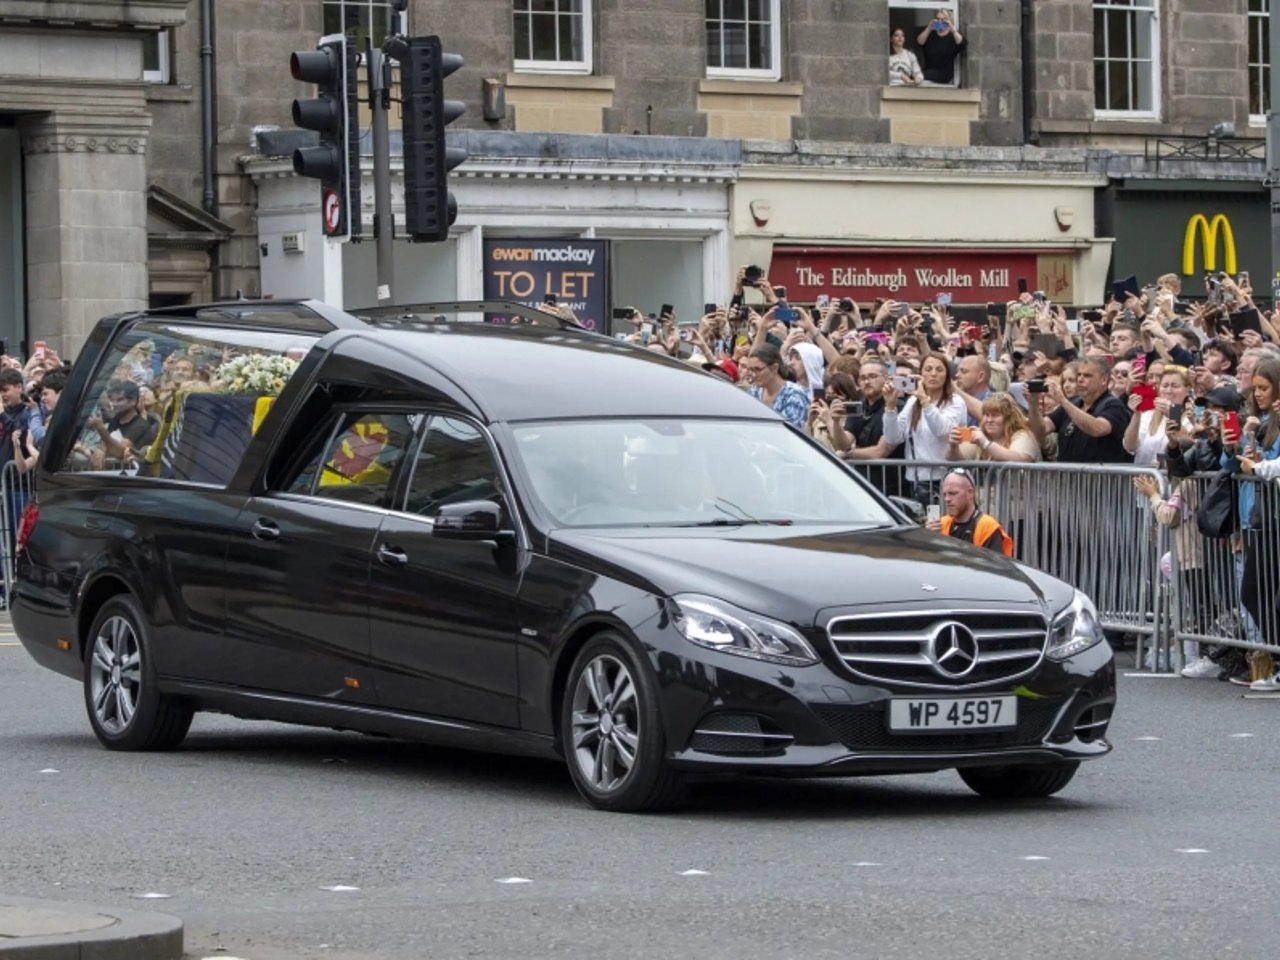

left=61, top=321, right=317, bottom=485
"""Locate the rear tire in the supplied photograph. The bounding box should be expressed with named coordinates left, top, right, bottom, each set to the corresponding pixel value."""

left=958, top=761, right=1080, bottom=799
left=561, top=632, right=687, bottom=812
left=83, top=595, right=193, bottom=751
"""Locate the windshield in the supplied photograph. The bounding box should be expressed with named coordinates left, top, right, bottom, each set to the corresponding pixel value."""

left=510, top=419, right=895, bottom=529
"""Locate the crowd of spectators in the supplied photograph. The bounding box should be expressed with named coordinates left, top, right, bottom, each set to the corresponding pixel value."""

left=613, top=265, right=1280, bottom=689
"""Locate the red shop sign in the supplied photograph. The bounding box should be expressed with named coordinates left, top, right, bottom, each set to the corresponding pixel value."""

left=769, top=247, right=1049, bottom=304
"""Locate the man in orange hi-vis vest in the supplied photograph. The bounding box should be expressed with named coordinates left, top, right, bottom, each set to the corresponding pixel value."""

left=925, top=468, right=1014, bottom=557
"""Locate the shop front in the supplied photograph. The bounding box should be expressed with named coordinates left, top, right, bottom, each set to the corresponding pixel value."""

left=728, top=147, right=1113, bottom=309
left=1099, top=180, right=1270, bottom=302
left=248, top=132, right=736, bottom=333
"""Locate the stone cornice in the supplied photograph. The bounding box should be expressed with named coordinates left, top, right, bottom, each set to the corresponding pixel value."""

left=20, top=110, right=151, bottom=153
left=243, top=155, right=739, bottom=185
left=0, top=0, right=188, bottom=30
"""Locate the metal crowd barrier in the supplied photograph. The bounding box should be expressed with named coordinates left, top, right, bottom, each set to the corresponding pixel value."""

left=1166, top=471, right=1280, bottom=659
left=849, top=458, right=1176, bottom=669
left=0, top=460, right=35, bottom=605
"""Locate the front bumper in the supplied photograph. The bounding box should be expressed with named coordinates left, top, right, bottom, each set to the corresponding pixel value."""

left=645, top=623, right=1116, bottom=777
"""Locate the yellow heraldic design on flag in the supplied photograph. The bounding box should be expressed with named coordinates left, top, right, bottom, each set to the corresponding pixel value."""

left=320, top=418, right=394, bottom=487
left=252, top=396, right=277, bottom=435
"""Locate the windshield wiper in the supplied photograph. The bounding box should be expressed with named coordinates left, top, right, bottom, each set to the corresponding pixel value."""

left=654, top=518, right=795, bottom=528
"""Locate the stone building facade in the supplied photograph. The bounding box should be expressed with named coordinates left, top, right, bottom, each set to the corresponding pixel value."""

left=0, top=0, right=1270, bottom=353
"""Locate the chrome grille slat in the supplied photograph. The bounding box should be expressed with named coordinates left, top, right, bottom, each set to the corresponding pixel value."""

left=826, top=609, right=1049, bottom=690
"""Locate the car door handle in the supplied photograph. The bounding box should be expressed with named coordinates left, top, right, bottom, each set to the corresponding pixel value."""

left=251, top=519, right=282, bottom=542
left=377, top=544, right=409, bottom=566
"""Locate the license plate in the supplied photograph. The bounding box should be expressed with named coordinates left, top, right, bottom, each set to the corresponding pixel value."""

left=888, top=696, right=1017, bottom=732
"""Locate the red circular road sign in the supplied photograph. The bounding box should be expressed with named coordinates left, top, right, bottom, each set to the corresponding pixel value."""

left=323, top=190, right=341, bottom=234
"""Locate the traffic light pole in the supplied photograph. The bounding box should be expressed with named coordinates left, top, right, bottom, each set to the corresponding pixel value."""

left=370, top=45, right=395, bottom=304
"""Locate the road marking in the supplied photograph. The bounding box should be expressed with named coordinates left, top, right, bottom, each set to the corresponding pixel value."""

left=0, top=642, right=20, bottom=647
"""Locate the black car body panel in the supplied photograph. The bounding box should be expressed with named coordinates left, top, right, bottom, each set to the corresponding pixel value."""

left=12, top=300, right=1115, bottom=787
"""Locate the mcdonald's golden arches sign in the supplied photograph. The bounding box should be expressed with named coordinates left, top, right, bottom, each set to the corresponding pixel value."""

left=1182, top=213, right=1238, bottom=276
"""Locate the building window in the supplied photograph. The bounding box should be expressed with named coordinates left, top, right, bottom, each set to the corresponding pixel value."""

left=143, top=30, right=170, bottom=84
left=323, top=0, right=397, bottom=51
left=887, top=2, right=962, bottom=88
left=1249, top=0, right=1270, bottom=122
left=513, top=0, right=593, bottom=75
left=1093, top=0, right=1159, bottom=118
left=706, top=0, right=782, bottom=81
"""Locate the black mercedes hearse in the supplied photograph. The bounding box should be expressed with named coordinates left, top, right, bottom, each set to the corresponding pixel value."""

left=12, top=300, right=1114, bottom=811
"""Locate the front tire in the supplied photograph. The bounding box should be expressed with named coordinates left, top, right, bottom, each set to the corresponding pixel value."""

left=83, top=596, right=193, bottom=751
left=958, top=761, right=1080, bottom=799
left=561, top=632, right=687, bottom=812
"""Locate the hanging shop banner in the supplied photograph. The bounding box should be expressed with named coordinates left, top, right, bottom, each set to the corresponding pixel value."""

left=483, top=239, right=609, bottom=331
left=768, top=247, right=1076, bottom=305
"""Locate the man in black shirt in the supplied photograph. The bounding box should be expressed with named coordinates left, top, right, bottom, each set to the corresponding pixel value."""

left=86, top=381, right=158, bottom=463
left=917, top=9, right=966, bottom=84
left=838, top=359, right=905, bottom=497
left=1029, top=357, right=1132, bottom=463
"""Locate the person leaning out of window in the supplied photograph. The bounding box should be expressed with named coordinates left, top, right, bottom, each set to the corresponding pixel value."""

left=888, top=28, right=923, bottom=86
left=917, top=8, right=965, bottom=85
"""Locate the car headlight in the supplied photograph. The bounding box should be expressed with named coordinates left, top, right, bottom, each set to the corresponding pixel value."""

left=1047, top=591, right=1105, bottom=661
left=670, top=596, right=819, bottom=667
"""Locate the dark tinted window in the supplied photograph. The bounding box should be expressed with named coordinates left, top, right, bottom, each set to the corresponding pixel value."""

left=289, top=412, right=416, bottom=507
left=403, top=417, right=502, bottom=517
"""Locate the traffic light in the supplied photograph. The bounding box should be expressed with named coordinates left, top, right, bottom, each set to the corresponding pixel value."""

left=399, top=35, right=467, bottom=243
left=290, top=35, right=361, bottom=240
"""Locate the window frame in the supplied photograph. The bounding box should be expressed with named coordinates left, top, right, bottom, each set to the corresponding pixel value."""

left=400, top=414, right=511, bottom=521
left=1249, top=0, right=1270, bottom=126
left=886, top=0, right=962, bottom=89
left=513, top=0, right=594, bottom=77
left=1092, top=0, right=1161, bottom=121
left=143, top=29, right=171, bottom=85
left=705, top=0, right=783, bottom=82
left=321, top=0, right=403, bottom=61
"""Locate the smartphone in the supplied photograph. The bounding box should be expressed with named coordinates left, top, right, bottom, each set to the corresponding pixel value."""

left=1239, top=271, right=1251, bottom=287
left=1223, top=411, right=1241, bottom=441
left=891, top=375, right=918, bottom=392
left=956, top=426, right=975, bottom=443
left=812, top=387, right=827, bottom=404
left=1133, top=383, right=1158, bottom=413
left=1032, top=291, right=1047, bottom=304
left=1169, top=402, right=1185, bottom=424
left=936, top=293, right=952, bottom=306
left=1080, top=309, right=1103, bottom=322
left=1017, top=278, right=1028, bottom=295
left=660, top=304, right=674, bottom=319
left=640, top=320, right=654, bottom=345
left=0, top=339, right=8, bottom=357
left=892, top=302, right=910, bottom=318
left=704, top=303, right=718, bottom=316
left=775, top=305, right=799, bottom=324
left=773, top=287, right=787, bottom=300
left=887, top=360, right=898, bottom=377
left=34, top=340, right=46, bottom=360
left=543, top=293, right=557, bottom=306
left=612, top=307, right=634, bottom=320
left=927, top=504, right=942, bottom=524
left=987, top=302, right=1008, bottom=320
left=816, top=294, right=830, bottom=309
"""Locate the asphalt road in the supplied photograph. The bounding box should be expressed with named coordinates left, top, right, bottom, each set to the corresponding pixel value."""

left=1, top=634, right=1276, bottom=960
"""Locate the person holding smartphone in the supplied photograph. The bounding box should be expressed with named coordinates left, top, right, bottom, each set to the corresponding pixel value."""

left=880, top=352, right=966, bottom=502
left=916, top=8, right=965, bottom=84
left=1221, top=358, right=1280, bottom=688
left=1123, top=367, right=1193, bottom=466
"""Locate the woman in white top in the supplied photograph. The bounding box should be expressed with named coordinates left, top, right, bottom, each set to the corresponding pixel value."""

left=1123, top=366, right=1194, bottom=466
left=946, top=391, right=1040, bottom=463
left=882, top=353, right=967, bottom=499
left=888, top=29, right=923, bottom=86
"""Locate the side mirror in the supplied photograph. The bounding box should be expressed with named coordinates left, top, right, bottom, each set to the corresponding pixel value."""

left=888, top=496, right=927, bottom=525
left=432, top=500, right=515, bottom=543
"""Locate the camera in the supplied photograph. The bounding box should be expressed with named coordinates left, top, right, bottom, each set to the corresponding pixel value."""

left=843, top=400, right=865, bottom=418
left=839, top=298, right=855, bottom=312
left=743, top=265, right=763, bottom=285
left=1027, top=379, right=1049, bottom=394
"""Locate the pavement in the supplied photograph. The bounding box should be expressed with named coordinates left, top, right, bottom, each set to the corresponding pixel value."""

left=2, top=617, right=1279, bottom=959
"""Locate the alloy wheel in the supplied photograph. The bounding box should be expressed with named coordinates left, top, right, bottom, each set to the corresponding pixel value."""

left=88, top=616, right=142, bottom=736
left=570, top=654, right=640, bottom=793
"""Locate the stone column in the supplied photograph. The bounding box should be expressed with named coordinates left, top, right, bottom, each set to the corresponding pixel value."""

left=20, top=111, right=151, bottom=358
